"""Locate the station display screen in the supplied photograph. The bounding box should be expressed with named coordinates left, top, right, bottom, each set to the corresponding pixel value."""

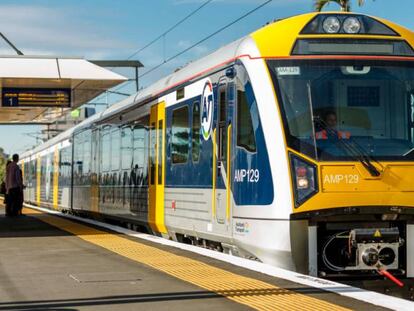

left=2, top=88, right=71, bottom=107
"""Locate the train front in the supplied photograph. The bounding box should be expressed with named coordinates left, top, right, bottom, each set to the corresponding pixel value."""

left=257, top=13, right=414, bottom=278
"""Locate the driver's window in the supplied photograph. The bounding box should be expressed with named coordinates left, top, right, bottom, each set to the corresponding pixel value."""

left=278, top=78, right=313, bottom=138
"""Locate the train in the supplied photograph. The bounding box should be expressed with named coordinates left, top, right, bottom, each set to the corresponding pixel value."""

left=20, top=11, right=414, bottom=279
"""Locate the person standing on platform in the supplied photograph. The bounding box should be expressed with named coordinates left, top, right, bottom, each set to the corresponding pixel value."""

left=5, top=154, right=23, bottom=216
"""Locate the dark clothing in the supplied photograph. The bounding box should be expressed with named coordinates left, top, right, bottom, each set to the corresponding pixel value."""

left=4, top=193, right=12, bottom=216
left=6, top=162, right=23, bottom=191
left=5, top=161, right=24, bottom=216
left=8, top=187, right=23, bottom=216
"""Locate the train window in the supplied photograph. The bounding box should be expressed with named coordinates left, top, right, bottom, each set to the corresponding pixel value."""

left=268, top=59, right=414, bottom=161
left=59, top=147, right=71, bottom=186
left=237, top=90, right=256, bottom=152
left=192, top=101, right=201, bottom=162
left=347, top=86, right=380, bottom=107
left=121, top=127, right=133, bottom=170
left=150, top=122, right=156, bottom=185
left=133, top=125, right=146, bottom=168
left=101, top=127, right=111, bottom=172
left=73, top=134, right=83, bottom=181
left=218, top=87, right=227, bottom=161
left=83, top=132, right=91, bottom=176
left=91, top=130, right=96, bottom=175
left=111, top=128, right=120, bottom=171
left=171, top=106, right=189, bottom=164
left=132, top=124, right=148, bottom=186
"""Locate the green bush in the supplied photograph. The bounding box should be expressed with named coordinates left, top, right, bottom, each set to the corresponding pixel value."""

left=0, top=148, right=7, bottom=183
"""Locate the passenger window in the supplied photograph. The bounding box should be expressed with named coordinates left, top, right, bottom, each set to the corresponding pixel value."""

left=83, top=132, right=91, bottom=175
left=218, top=87, right=227, bottom=161
left=74, top=134, right=83, bottom=179
left=192, top=101, right=200, bottom=162
left=172, top=106, right=189, bottom=164
left=121, top=127, right=132, bottom=170
left=237, top=90, right=256, bottom=152
left=133, top=125, right=146, bottom=169
left=132, top=124, right=148, bottom=186
left=101, top=127, right=111, bottom=172
left=150, top=122, right=156, bottom=185
left=111, top=128, right=120, bottom=171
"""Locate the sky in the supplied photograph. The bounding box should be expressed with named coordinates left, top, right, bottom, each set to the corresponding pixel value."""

left=0, top=0, right=413, bottom=155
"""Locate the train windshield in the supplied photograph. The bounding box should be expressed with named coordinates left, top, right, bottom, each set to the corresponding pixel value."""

left=268, top=59, right=414, bottom=161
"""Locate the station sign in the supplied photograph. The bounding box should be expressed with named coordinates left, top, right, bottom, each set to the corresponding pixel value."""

left=2, top=88, right=71, bottom=107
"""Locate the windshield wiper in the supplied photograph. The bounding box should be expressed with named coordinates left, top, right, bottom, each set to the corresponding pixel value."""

left=314, top=117, right=381, bottom=177
left=403, top=147, right=414, bottom=158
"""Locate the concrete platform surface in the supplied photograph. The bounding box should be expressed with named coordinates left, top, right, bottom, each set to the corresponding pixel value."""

left=0, top=205, right=392, bottom=310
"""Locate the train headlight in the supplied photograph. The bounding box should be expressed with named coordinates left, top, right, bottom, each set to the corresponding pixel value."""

left=290, top=154, right=318, bottom=207
left=301, top=14, right=399, bottom=36
left=343, top=17, right=361, bottom=34
left=297, top=177, right=309, bottom=189
left=322, top=16, right=341, bottom=34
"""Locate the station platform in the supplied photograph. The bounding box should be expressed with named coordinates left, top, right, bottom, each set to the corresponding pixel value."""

left=0, top=203, right=408, bottom=310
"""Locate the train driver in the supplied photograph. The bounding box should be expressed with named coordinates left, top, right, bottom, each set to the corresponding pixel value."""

left=315, top=111, right=351, bottom=140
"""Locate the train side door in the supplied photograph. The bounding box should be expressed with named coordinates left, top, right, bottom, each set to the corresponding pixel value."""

left=149, top=102, right=167, bottom=234
left=214, top=78, right=234, bottom=230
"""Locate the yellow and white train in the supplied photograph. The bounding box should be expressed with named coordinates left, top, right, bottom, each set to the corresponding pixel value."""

left=21, top=12, right=414, bottom=279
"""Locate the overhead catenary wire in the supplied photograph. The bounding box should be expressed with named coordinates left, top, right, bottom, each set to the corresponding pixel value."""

left=99, top=0, right=273, bottom=100
left=126, top=0, right=213, bottom=60
left=138, top=0, right=273, bottom=79
left=95, top=0, right=213, bottom=100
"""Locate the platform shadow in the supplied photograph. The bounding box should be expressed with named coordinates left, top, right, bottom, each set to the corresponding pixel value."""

left=0, top=287, right=342, bottom=310
left=0, top=204, right=105, bottom=238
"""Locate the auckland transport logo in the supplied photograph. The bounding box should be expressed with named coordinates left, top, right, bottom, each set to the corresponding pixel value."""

left=201, top=80, right=214, bottom=140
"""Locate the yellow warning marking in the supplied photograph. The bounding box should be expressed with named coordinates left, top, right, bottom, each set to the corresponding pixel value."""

left=27, top=208, right=349, bottom=311
left=374, top=230, right=382, bottom=238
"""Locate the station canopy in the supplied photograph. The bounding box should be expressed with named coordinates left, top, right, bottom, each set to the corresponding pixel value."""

left=0, top=56, right=127, bottom=124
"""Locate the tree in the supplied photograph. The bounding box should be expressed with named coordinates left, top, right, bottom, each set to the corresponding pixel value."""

left=314, top=0, right=371, bottom=12
left=0, top=148, right=7, bottom=183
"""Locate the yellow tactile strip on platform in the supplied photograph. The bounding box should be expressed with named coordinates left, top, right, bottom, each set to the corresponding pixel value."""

left=27, top=208, right=349, bottom=311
